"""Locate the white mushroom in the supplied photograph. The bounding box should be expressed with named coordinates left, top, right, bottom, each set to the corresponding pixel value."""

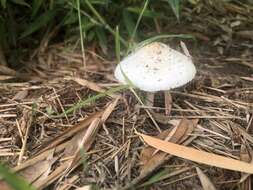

left=114, top=42, right=196, bottom=92
left=114, top=42, right=196, bottom=120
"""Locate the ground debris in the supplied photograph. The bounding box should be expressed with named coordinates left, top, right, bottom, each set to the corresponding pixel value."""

left=0, top=1, right=253, bottom=189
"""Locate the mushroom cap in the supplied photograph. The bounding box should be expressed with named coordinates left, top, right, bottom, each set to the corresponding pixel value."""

left=114, top=42, right=196, bottom=92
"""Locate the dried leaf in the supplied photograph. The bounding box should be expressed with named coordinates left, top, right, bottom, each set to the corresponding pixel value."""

left=68, top=98, right=119, bottom=169
left=0, top=181, right=12, bottom=190
left=0, top=65, right=16, bottom=76
left=12, top=90, right=29, bottom=100
left=241, top=77, right=253, bottom=82
left=236, top=30, right=253, bottom=40
left=101, top=97, right=119, bottom=122
left=34, top=99, right=119, bottom=189
left=76, top=185, right=92, bottom=190
left=72, top=77, right=105, bottom=93
left=180, top=41, right=191, bottom=57
left=122, top=134, right=196, bottom=190
left=21, top=150, right=55, bottom=187
left=72, top=77, right=120, bottom=98
left=237, top=126, right=253, bottom=145
left=196, top=167, right=217, bottom=190
left=35, top=111, right=104, bottom=155
left=13, top=143, right=67, bottom=172
left=65, top=118, right=101, bottom=169
left=137, top=132, right=253, bottom=173
left=140, top=126, right=172, bottom=168
left=18, top=110, right=33, bottom=165
left=239, top=146, right=253, bottom=187
left=168, top=118, right=195, bottom=143
left=240, top=144, right=251, bottom=163
left=56, top=175, right=79, bottom=190
left=140, top=118, right=197, bottom=174
left=35, top=119, right=101, bottom=189
left=34, top=163, right=70, bottom=190
left=140, top=127, right=171, bottom=162
left=12, top=112, right=103, bottom=189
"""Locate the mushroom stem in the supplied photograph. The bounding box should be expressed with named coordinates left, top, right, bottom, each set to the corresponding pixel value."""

left=164, top=90, right=172, bottom=116
left=130, top=88, right=161, bottom=133
left=146, top=92, right=155, bottom=108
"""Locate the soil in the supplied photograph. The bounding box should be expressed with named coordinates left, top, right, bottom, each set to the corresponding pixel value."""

left=0, top=1, right=253, bottom=190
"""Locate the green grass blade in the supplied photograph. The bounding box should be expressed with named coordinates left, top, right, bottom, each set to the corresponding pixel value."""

left=67, top=1, right=101, bottom=26
left=0, top=0, right=6, bottom=8
left=62, top=10, right=78, bottom=25
left=0, top=164, right=36, bottom=190
left=115, top=25, right=120, bottom=64
left=95, top=27, right=107, bottom=54
left=126, top=7, right=165, bottom=18
left=130, top=0, right=149, bottom=46
left=87, top=30, right=95, bottom=41
left=135, top=34, right=195, bottom=50
left=122, top=10, right=137, bottom=40
left=84, top=0, right=106, bottom=27
left=77, top=0, right=86, bottom=66
left=84, top=0, right=128, bottom=47
left=56, top=85, right=128, bottom=117
left=20, top=10, right=57, bottom=39
left=166, top=0, right=180, bottom=21
left=31, top=0, right=43, bottom=17
left=139, top=169, right=171, bottom=187
left=10, top=0, right=31, bottom=8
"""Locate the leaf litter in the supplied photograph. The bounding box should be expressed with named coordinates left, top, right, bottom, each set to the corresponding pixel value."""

left=0, top=1, right=253, bottom=189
